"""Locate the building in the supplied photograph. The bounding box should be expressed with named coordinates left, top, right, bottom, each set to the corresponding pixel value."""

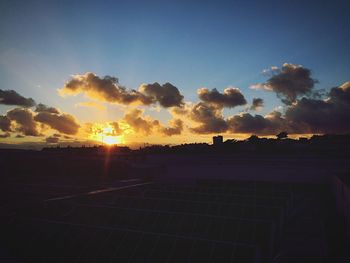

left=212, top=135, right=223, bottom=145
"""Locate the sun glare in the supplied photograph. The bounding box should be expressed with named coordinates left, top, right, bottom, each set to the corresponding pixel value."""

left=90, top=123, right=124, bottom=145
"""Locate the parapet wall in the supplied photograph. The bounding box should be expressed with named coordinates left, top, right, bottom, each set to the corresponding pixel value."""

left=332, top=175, right=350, bottom=249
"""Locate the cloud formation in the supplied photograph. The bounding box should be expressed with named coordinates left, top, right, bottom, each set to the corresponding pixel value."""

left=34, top=111, right=80, bottom=135
left=59, top=73, right=184, bottom=108
left=250, top=98, right=264, bottom=111
left=140, top=82, right=184, bottom=108
left=224, top=82, right=350, bottom=135
left=190, top=102, right=228, bottom=134
left=35, top=103, right=60, bottom=114
left=285, top=82, right=350, bottom=134
left=0, top=89, right=36, bottom=107
left=59, top=73, right=152, bottom=105
left=7, top=108, right=41, bottom=136
left=198, top=87, right=247, bottom=108
left=252, top=63, right=318, bottom=105
left=110, top=122, right=123, bottom=135
left=159, top=119, right=183, bottom=136
left=227, top=111, right=285, bottom=135
left=123, top=109, right=157, bottom=135
left=121, top=109, right=184, bottom=137
left=1, top=65, right=349, bottom=143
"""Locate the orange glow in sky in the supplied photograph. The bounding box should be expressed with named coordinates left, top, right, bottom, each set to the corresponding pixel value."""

left=89, top=123, right=124, bottom=145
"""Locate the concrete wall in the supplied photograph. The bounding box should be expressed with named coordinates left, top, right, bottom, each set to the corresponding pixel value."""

left=332, top=175, right=350, bottom=248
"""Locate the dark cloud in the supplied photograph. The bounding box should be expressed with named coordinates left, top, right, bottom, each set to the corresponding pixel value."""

left=159, top=119, right=183, bottom=136
left=0, top=115, right=12, bottom=132
left=285, top=82, right=350, bottom=134
left=253, top=63, right=318, bottom=105
left=3, top=103, right=80, bottom=138
left=215, top=82, right=350, bottom=135
left=124, top=109, right=158, bottom=135
left=140, top=82, right=184, bottom=108
left=46, top=136, right=59, bottom=144
left=190, top=102, right=228, bottom=134
left=250, top=98, right=264, bottom=111
left=185, top=101, right=286, bottom=135
left=198, top=87, right=247, bottom=108
left=328, top=82, right=350, bottom=104
left=59, top=73, right=184, bottom=108
left=227, top=111, right=285, bottom=135
left=0, top=69, right=348, bottom=140
left=34, top=112, right=80, bottom=135
left=0, top=89, right=36, bottom=107
left=6, top=108, right=41, bottom=136
left=35, top=103, right=60, bottom=114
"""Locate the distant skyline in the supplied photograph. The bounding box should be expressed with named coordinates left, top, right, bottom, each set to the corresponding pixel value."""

left=1, top=0, right=350, bottom=148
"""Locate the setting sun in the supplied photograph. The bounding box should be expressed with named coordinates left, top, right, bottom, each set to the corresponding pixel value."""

left=89, top=123, right=124, bottom=145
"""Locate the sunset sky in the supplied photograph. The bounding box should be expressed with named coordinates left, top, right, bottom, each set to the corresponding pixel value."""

left=0, top=0, right=350, bottom=148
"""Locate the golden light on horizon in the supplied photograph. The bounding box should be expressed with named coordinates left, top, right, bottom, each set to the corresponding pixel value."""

left=89, top=123, right=124, bottom=145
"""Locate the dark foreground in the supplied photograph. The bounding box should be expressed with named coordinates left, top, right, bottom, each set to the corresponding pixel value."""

left=0, top=150, right=349, bottom=263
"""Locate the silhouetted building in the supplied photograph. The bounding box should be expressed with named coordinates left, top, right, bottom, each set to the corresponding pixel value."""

left=213, top=135, right=223, bottom=145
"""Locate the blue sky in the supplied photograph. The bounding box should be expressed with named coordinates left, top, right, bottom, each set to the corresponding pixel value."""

left=0, top=0, right=350, bottom=144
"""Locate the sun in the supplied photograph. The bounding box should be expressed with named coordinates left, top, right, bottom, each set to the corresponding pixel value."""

left=89, top=123, right=124, bottom=145
left=103, top=135, right=121, bottom=145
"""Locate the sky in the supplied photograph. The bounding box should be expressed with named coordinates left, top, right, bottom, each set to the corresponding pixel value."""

left=0, top=0, right=350, bottom=148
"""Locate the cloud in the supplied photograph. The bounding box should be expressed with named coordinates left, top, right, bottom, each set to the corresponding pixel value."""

left=170, top=102, right=192, bottom=117
left=262, top=66, right=279, bottom=75
left=227, top=111, right=285, bottom=135
left=122, top=109, right=183, bottom=137
left=45, top=136, right=59, bottom=143
left=251, top=63, right=318, bottom=105
left=1, top=68, right=349, bottom=141
left=59, top=73, right=184, bottom=108
left=159, top=119, right=183, bottom=136
left=285, top=82, right=350, bottom=134
left=328, top=82, right=350, bottom=104
left=35, top=103, right=60, bottom=114
left=186, top=82, right=350, bottom=135
left=123, top=109, right=158, bottom=135
left=179, top=100, right=285, bottom=135
left=139, top=82, right=184, bottom=108
left=59, top=73, right=152, bottom=105
left=6, top=108, right=41, bottom=136
left=0, top=89, right=36, bottom=107
left=250, top=98, right=264, bottom=111
left=0, top=115, right=12, bottom=132
left=110, top=122, right=123, bottom=135
left=197, top=87, right=247, bottom=108
left=34, top=112, right=80, bottom=135
left=190, top=102, right=228, bottom=134
left=224, top=81, right=350, bottom=135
